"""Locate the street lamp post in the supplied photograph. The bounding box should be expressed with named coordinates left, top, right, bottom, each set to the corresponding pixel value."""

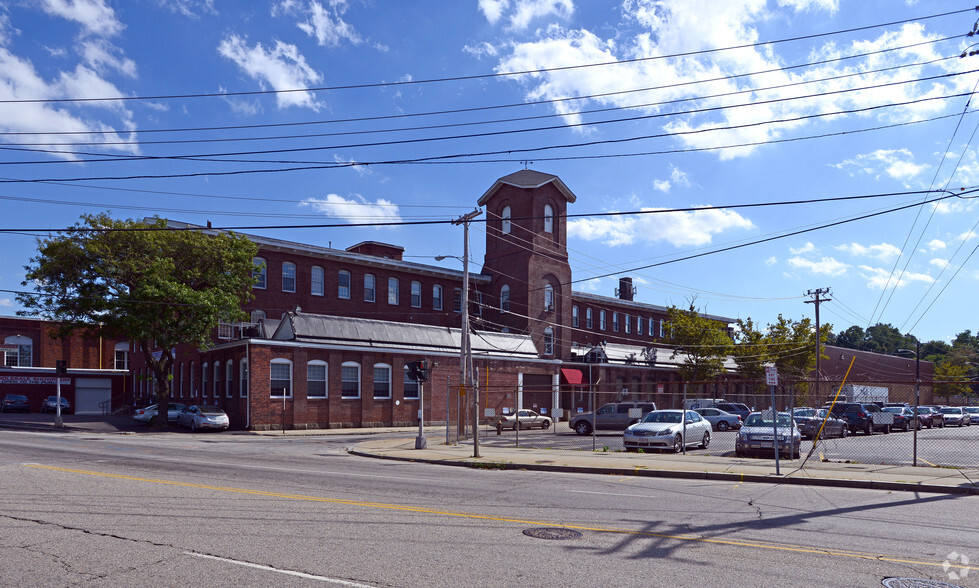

left=897, top=342, right=921, bottom=466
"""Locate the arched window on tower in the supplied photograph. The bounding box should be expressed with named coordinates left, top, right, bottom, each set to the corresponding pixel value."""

left=501, top=205, right=511, bottom=235
left=544, top=203, right=554, bottom=234
left=543, top=283, right=554, bottom=312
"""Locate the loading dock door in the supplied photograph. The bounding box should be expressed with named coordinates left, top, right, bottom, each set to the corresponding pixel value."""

left=75, top=378, right=112, bottom=415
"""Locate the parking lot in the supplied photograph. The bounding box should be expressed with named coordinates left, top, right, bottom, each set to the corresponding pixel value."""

left=479, top=420, right=979, bottom=467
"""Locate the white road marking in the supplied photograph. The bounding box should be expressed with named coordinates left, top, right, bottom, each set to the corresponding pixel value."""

left=185, top=552, right=376, bottom=587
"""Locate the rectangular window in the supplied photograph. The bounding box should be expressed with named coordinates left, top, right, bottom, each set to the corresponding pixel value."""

left=239, top=359, right=248, bottom=397
left=637, top=316, right=643, bottom=335
left=190, top=362, right=195, bottom=398
left=114, top=349, right=128, bottom=370
left=338, top=270, right=350, bottom=299
left=600, top=310, right=607, bottom=331
left=271, top=361, right=292, bottom=397
left=411, top=281, right=422, bottom=308
left=373, top=365, right=391, bottom=399
left=403, top=369, right=419, bottom=399
left=453, top=288, right=462, bottom=313
left=342, top=364, right=360, bottom=398
left=388, top=277, right=399, bottom=305
left=311, top=266, right=325, bottom=296
left=612, top=312, right=619, bottom=332
left=572, top=306, right=579, bottom=328
left=649, top=317, right=655, bottom=337
left=364, top=275, right=375, bottom=302
left=433, top=285, right=443, bottom=310
left=624, top=314, right=631, bottom=334
left=214, top=363, right=221, bottom=398
left=201, top=364, right=208, bottom=399
left=252, top=257, right=266, bottom=289
left=226, top=361, right=233, bottom=398
left=474, top=291, right=482, bottom=316
left=282, top=262, right=296, bottom=293
left=543, top=328, right=554, bottom=355
left=586, top=308, right=593, bottom=329
left=217, top=321, right=233, bottom=340
left=307, top=362, right=327, bottom=398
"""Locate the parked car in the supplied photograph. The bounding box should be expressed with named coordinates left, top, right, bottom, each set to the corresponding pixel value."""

left=493, top=409, right=551, bottom=431
left=825, top=402, right=889, bottom=435
left=133, top=402, right=187, bottom=425
left=623, top=410, right=711, bottom=453
left=915, top=406, right=944, bottom=428
left=1, top=393, right=30, bottom=413
left=735, top=411, right=802, bottom=458
left=568, top=401, right=656, bottom=435
left=938, top=406, right=971, bottom=427
left=793, top=407, right=847, bottom=439
left=881, top=406, right=914, bottom=432
left=176, top=405, right=229, bottom=432
left=708, top=402, right=752, bottom=421
left=40, top=396, right=71, bottom=414
left=965, top=406, right=979, bottom=423
left=694, top=407, right=742, bottom=431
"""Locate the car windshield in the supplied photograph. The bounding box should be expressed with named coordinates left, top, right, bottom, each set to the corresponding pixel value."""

left=744, top=413, right=793, bottom=427
left=793, top=408, right=817, bottom=417
left=966, top=407, right=979, bottom=413
left=882, top=407, right=901, bottom=414
left=641, top=411, right=682, bottom=424
left=939, top=407, right=959, bottom=414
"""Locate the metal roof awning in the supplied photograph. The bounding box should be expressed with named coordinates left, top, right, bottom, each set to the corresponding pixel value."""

left=561, top=368, right=583, bottom=386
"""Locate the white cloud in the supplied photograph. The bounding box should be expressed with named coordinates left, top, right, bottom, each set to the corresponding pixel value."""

left=333, top=154, right=375, bottom=177
left=300, top=194, right=402, bottom=225
left=478, top=0, right=510, bottom=25
left=831, top=149, right=929, bottom=183
left=81, top=39, right=136, bottom=77
left=575, top=277, right=603, bottom=292
left=959, top=230, right=978, bottom=242
left=568, top=207, right=753, bottom=247
left=463, top=42, right=500, bottom=59
left=858, top=265, right=933, bottom=289
left=653, top=164, right=691, bottom=192
left=158, top=0, right=217, bottom=18
left=929, top=258, right=950, bottom=269
left=765, top=256, right=777, bottom=266
left=932, top=197, right=977, bottom=215
left=777, top=0, right=839, bottom=12
left=790, top=242, right=815, bottom=255
left=927, top=238, right=946, bottom=251
left=508, top=0, right=573, bottom=30
left=217, top=35, right=323, bottom=110
left=41, top=0, right=122, bottom=37
left=297, top=0, right=362, bottom=47
left=835, top=242, right=901, bottom=262
left=0, top=297, right=12, bottom=308
left=787, top=256, right=849, bottom=276
left=653, top=179, right=670, bottom=192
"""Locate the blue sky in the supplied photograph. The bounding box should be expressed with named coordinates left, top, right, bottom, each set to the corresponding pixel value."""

left=2, top=0, right=979, bottom=344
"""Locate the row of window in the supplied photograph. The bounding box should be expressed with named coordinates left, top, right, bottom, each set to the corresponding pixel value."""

left=499, top=203, right=555, bottom=235
left=138, top=359, right=421, bottom=401
left=571, top=306, right=668, bottom=338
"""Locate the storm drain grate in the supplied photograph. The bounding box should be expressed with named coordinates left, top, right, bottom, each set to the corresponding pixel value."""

left=523, top=527, right=582, bottom=540
left=882, top=578, right=964, bottom=588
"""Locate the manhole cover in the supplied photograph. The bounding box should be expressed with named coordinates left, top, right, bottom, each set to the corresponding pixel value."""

left=522, top=527, right=582, bottom=540
left=882, top=578, right=964, bottom=588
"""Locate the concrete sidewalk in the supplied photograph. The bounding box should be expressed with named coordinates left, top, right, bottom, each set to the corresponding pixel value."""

left=4, top=414, right=977, bottom=495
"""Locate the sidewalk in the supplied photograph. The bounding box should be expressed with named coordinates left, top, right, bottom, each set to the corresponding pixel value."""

left=4, top=415, right=977, bottom=495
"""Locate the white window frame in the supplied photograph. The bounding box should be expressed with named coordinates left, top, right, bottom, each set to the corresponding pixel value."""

left=433, top=284, right=443, bottom=310
left=624, top=314, right=631, bottom=334
left=637, top=315, right=643, bottom=335
left=202, top=362, right=209, bottom=399
left=453, top=288, right=462, bottom=313
left=311, top=266, right=325, bottom=296
left=252, top=257, right=267, bottom=289
left=403, top=368, right=419, bottom=399
left=226, top=360, right=234, bottom=398
left=307, top=360, right=328, bottom=399
left=341, top=362, right=361, bottom=399
left=600, top=310, right=607, bottom=331
left=410, top=281, right=422, bottom=308
left=270, top=359, right=293, bottom=398
left=543, top=327, right=554, bottom=355
left=239, top=359, right=249, bottom=398
left=612, top=312, right=619, bottom=332
left=282, top=262, right=296, bottom=293
left=543, top=283, right=554, bottom=311
left=501, top=205, right=511, bottom=235
left=572, top=305, right=579, bottom=328
left=364, top=274, right=376, bottom=302
left=586, top=308, right=593, bottom=329
left=649, top=317, right=655, bottom=337
left=388, top=277, right=399, bottom=305
left=543, top=203, right=554, bottom=234
left=500, top=284, right=510, bottom=312
left=113, top=342, right=129, bottom=370
left=338, top=270, right=351, bottom=299
left=3, top=335, right=33, bottom=367
left=214, top=362, right=221, bottom=398
left=373, top=363, right=392, bottom=399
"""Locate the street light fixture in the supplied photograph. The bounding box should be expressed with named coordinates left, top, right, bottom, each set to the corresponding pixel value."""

left=897, top=342, right=920, bottom=466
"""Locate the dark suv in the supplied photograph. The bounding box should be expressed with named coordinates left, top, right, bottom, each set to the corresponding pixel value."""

left=569, top=401, right=657, bottom=435
left=826, top=402, right=889, bottom=435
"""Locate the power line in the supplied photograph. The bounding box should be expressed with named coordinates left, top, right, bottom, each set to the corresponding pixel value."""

left=1, top=7, right=969, bottom=105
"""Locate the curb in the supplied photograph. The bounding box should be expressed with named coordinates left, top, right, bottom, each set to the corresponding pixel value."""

left=347, top=449, right=979, bottom=496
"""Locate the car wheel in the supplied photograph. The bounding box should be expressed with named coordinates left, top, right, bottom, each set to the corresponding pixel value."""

left=514, top=421, right=521, bottom=431
left=700, top=431, right=710, bottom=449
left=149, top=416, right=157, bottom=426
left=672, top=434, right=683, bottom=453
left=716, top=421, right=730, bottom=432
left=840, top=426, right=848, bottom=438
left=883, top=424, right=890, bottom=434
left=541, top=419, right=551, bottom=430
left=864, top=422, right=872, bottom=435
left=574, top=421, right=592, bottom=436
left=191, top=420, right=198, bottom=433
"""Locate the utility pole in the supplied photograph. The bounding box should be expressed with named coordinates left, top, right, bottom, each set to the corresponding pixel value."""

left=452, top=209, right=481, bottom=458
left=804, top=288, right=831, bottom=400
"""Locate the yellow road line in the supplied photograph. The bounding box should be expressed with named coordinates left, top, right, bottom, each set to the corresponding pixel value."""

left=24, top=464, right=977, bottom=573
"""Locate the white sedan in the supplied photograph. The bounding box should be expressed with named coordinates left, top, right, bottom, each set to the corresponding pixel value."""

left=133, top=403, right=186, bottom=425
left=623, top=409, right=712, bottom=453
left=176, top=405, right=230, bottom=432
left=493, top=409, right=551, bottom=430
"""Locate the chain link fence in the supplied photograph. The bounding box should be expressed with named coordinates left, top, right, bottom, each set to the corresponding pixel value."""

left=462, top=379, right=979, bottom=469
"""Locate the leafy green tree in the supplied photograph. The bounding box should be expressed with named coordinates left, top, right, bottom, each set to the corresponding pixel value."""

left=18, top=214, right=258, bottom=428
left=666, top=302, right=733, bottom=392
left=933, top=362, right=971, bottom=404
left=731, top=317, right=766, bottom=380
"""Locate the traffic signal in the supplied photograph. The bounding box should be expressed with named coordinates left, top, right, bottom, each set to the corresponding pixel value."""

left=417, top=359, right=430, bottom=382
left=405, top=360, right=420, bottom=381
left=55, top=360, right=67, bottom=374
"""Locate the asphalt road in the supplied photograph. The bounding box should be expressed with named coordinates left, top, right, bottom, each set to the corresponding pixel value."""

left=485, top=422, right=979, bottom=467
left=0, top=428, right=975, bottom=587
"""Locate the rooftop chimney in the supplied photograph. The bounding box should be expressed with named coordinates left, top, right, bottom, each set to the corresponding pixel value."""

left=617, top=277, right=635, bottom=301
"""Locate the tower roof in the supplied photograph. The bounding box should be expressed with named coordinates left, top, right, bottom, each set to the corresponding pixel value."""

left=477, top=169, right=577, bottom=205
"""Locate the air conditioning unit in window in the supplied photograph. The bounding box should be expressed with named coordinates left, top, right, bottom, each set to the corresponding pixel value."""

left=544, top=304, right=554, bottom=312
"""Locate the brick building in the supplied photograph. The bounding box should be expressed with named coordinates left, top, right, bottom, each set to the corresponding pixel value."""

left=132, top=170, right=738, bottom=430
left=0, top=315, right=131, bottom=414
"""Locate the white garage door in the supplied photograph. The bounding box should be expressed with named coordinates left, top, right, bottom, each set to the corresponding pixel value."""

left=75, top=378, right=112, bottom=415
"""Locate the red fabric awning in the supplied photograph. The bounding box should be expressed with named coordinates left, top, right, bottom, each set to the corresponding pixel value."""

left=561, top=368, right=583, bottom=386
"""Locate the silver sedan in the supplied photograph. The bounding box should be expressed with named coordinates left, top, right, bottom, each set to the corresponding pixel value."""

left=623, top=410, right=712, bottom=453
